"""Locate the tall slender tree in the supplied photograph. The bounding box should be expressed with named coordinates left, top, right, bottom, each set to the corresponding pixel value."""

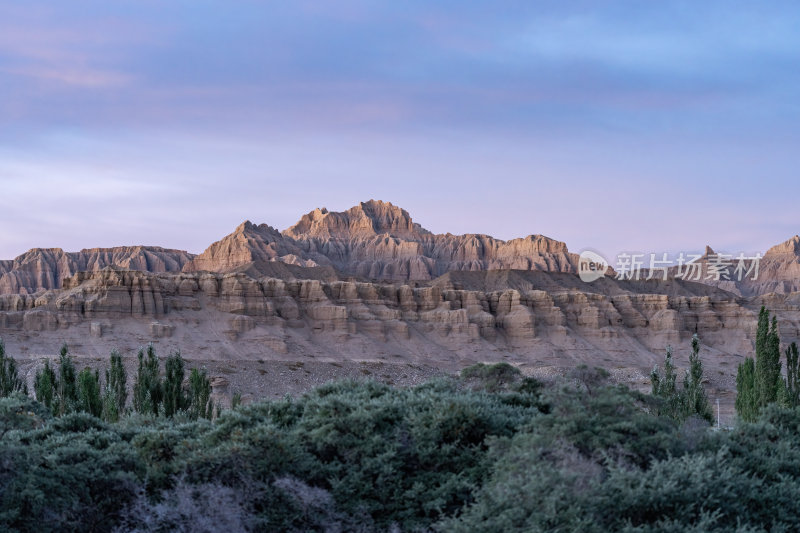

left=0, top=339, right=26, bottom=397
left=737, top=307, right=787, bottom=420
left=188, top=367, right=213, bottom=420
left=231, top=390, right=242, bottom=410
left=651, top=345, right=680, bottom=419
left=767, top=316, right=783, bottom=402
left=102, top=350, right=128, bottom=422
left=54, top=344, right=78, bottom=416
left=133, top=344, right=162, bottom=416
left=754, top=307, right=783, bottom=407
left=34, top=360, right=57, bottom=411
left=163, top=352, right=188, bottom=417
left=651, top=336, right=712, bottom=423
left=754, top=306, right=769, bottom=406
left=76, top=368, right=103, bottom=417
left=736, top=357, right=758, bottom=422
left=682, top=334, right=713, bottom=422
left=785, top=342, right=800, bottom=408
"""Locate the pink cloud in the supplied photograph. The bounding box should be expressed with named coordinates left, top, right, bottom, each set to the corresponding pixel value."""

left=0, top=7, right=158, bottom=90
left=4, top=65, right=133, bottom=88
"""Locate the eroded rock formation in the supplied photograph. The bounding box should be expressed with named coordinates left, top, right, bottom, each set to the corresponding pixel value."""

left=0, top=246, right=194, bottom=295
left=2, top=266, right=797, bottom=380
left=5, top=201, right=798, bottom=296
left=185, top=200, right=579, bottom=281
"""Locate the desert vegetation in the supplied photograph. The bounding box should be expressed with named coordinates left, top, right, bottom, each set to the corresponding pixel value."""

left=1, top=332, right=800, bottom=531
left=734, top=306, right=800, bottom=423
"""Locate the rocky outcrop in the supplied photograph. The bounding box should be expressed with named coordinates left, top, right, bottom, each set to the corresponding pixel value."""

left=766, top=235, right=800, bottom=257
left=2, top=267, right=793, bottom=375
left=283, top=201, right=425, bottom=240
left=183, top=221, right=323, bottom=272
left=3, top=200, right=799, bottom=318
left=185, top=200, right=579, bottom=281
left=7, top=201, right=794, bottom=294
left=0, top=246, right=194, bottom=295
left=752, top=236, right=800, bottom=293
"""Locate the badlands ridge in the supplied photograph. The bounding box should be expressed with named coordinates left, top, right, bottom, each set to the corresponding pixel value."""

left=1, top=200, right=799, bottom=414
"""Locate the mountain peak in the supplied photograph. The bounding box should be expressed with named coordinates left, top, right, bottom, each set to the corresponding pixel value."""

left=765, top=235, right=800, bottom=257
left=234, top=220, right=283, bottom=238
left=283, top=200, right=425, bottom=240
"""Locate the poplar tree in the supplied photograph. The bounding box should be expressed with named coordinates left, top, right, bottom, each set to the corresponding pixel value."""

left=34, top=360, right=57, bottom=411
left=737, top=307, right=786, bottom=420
left=189, top=367, right=214, bottom=419
left=754, top=307, right=782, bottom=407
left=102, top=350, right=128, bottom=422
left=766, top=315, right=783, bottom=403
left=682, top=334, right=713, bottom=422
left=54, top=344, right=78, bottom=416
left=651, top=336, right=712, bottom=423
left=651, top=345, right=679, bottom=419
left=785, top=342, right=800, bottom=408
left=163, top=352, right=188, bottom=417
left=133, top=344, right=162, bottom=416
left=735, top=357, right=758, bottom=422
left=76, top=367, right=102, bottom=417
left=0, top=339, right=26, bottom=397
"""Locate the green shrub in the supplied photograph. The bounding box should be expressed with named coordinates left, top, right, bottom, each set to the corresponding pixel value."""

left=0, top=393, right=50, bottom=437
left=7, top=368, right=800, bottom=531
left=460, top=362, right=522, bottom=392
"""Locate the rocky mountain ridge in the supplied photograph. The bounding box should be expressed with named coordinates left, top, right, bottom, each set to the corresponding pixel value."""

left=0, top=200, right=581, bottom=293
left=0, top=246, right=194, bottom=295
left=2, top=201, right=799, bottom=298
left=186, top=200, right=579, bottom=281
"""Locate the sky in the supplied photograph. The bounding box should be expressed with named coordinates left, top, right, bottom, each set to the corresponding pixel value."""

left=1, top=1, right=799, bottom=262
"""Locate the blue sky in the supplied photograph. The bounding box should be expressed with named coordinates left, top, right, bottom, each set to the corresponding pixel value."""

left=1, top=1, right=798, bottom=260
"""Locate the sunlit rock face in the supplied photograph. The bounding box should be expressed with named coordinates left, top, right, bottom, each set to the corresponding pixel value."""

left=185, top=200, right=579, bottom=281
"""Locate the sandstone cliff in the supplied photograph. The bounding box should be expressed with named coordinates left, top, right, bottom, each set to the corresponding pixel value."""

left=2, top=266, right=795, bottom=382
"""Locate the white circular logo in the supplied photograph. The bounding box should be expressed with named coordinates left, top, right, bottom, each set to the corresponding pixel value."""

left=579, top=250, right=608, bottom=283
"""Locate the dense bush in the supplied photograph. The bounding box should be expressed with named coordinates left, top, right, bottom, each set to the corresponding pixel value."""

left=2, top=362, right=800, bottom=531
left=443, top=389, right=800, bottom=532
left=180, top=378, right=543, bottom=531
left=0, top=413, right=142, bottom=532
left=0, top=374, right=543, bottom=532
